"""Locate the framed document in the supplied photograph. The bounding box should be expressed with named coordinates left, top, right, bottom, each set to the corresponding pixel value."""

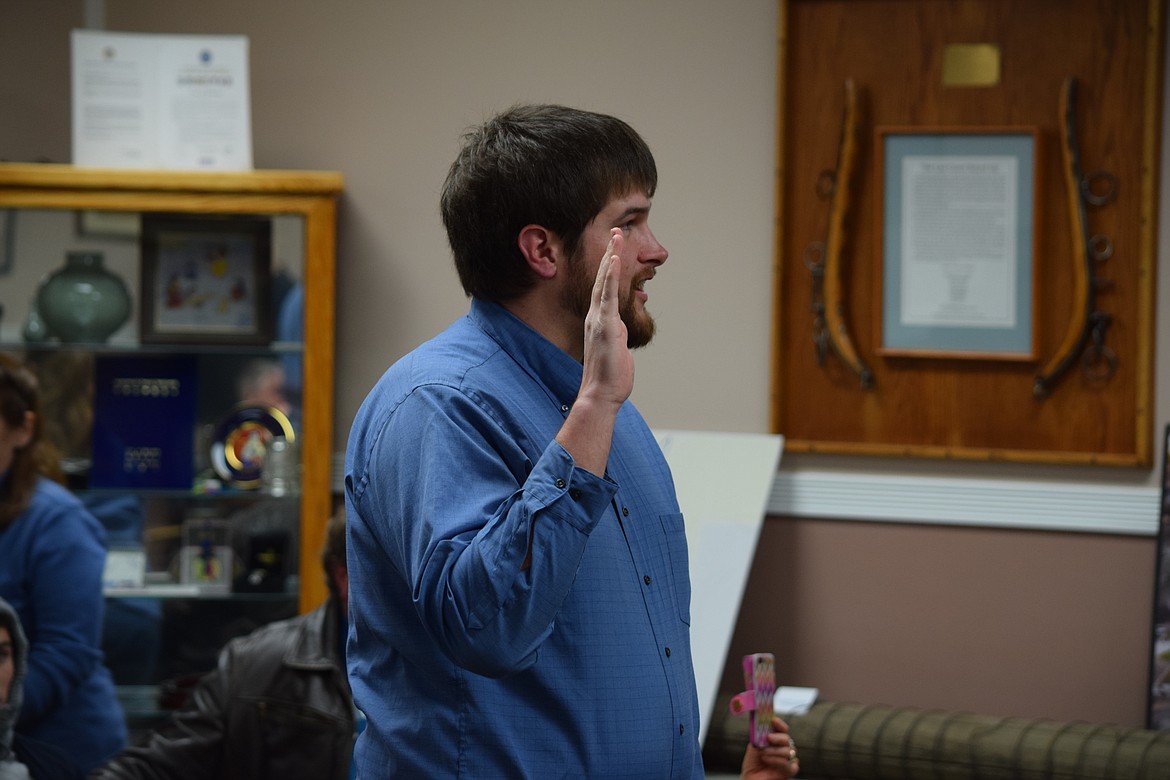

left=71, top=30, right=252, bottom=171
left=876, top=128, right=1038, bottom=360
left=773, top=0, right=1160, bottom=466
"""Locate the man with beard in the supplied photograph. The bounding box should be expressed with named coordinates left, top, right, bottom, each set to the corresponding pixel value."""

left=345, top=104, right=798, bottom=779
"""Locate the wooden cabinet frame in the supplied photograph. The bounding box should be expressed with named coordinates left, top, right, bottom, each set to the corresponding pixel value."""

left=0, top=163, right=342, bottom=610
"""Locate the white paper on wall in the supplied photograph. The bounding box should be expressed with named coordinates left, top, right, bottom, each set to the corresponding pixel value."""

left=71, top=29, right=252, bottom=171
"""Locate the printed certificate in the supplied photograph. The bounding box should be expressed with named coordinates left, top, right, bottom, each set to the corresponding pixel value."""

left=72, top=30, right=252, bottom=170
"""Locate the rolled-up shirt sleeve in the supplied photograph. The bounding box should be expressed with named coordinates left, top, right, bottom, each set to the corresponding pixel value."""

left=353, top=382, right=617, bottom=678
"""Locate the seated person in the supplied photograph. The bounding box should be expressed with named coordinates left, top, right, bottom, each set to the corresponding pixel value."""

left=0, top=356, right=126, bottom=773
left=236, top=358, right=293, bottom=420
left=1, top=597, right=84, bottom=780
left=92, top=511, right=355, bottom=780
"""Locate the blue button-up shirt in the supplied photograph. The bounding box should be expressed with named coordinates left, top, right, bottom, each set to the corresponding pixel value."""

left=345, top=299, right=702, bottom=778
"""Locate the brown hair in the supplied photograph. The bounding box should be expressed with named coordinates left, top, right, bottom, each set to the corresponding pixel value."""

left=440, top=104, right=658, bottom=303
left=0, top=355, right=62, bottom=528
left=28, top=351, right=95, bottom=461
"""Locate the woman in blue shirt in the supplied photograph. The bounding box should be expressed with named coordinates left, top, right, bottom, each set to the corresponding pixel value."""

left=0, top=356, right=126, bottom=774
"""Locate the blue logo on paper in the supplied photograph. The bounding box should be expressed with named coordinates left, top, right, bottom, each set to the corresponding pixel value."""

left=200, top=49, right=213, bottom=64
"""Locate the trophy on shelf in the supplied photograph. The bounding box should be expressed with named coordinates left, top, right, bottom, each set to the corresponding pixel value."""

left=179, top=514, right=233, bottom=594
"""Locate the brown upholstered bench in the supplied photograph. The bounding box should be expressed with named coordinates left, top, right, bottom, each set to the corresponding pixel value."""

left=703, top=696, right=1170, bottom=779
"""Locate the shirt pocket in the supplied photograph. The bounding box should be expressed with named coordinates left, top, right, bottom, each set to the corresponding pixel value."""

left=657, top=512, right=692, bottom=626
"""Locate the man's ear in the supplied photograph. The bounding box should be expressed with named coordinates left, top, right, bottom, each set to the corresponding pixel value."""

left=517, top=224, right=562, bottom=279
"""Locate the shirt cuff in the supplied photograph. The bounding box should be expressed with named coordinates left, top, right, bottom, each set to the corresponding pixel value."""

left=527, top=440, right=618, bottom=533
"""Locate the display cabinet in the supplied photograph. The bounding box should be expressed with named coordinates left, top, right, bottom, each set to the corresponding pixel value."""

left=0, top=163, right=342, bottom=728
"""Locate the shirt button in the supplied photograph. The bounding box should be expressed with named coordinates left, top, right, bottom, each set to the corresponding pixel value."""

left=622, top=506, right=629, bottom=517
left=560, top=404, right=570, bottom=413
left=570, top=488, right=582, bottom=501
left=665, top=646, right=671, bottom=657
left=555, top=478, right=566, bottom=489
left=643, top=575, right=651, bottom=586
left=679, top=724, right=685, bottom=735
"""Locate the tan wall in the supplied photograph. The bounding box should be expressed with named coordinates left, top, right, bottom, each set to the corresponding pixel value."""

left=727, top=516, right=1155, bottom=726
left=2, top=0, right=1166, bottom=730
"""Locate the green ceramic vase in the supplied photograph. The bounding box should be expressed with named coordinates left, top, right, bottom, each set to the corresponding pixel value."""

left=36, top=251, right=132, bottom=343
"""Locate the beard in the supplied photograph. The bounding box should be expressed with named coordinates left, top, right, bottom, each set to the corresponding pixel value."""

left=562, top=249, right=656, bottom=350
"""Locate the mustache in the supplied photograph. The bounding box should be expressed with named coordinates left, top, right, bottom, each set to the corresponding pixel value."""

left=632, top=269, right=656, bottom=288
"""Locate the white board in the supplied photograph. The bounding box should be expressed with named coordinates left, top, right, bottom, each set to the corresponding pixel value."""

left=653, top=429, right=783, bottom=744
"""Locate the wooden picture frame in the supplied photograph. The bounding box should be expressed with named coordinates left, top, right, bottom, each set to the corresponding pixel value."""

left=771, top=0, right=1163, bottom=466
left=0, top=209, right=13, bottom=275
left=875, top=127, right=1039, bottom=361
left=139, top=213, right=272, bottom=345
left=77, top=209, right=141, bottom=239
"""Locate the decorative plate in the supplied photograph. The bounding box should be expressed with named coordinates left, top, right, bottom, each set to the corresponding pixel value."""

left=209, top=404, right=295, bottom=489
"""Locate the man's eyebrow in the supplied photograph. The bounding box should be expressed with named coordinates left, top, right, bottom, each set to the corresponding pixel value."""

left=615, top=205, right=650, bottom=221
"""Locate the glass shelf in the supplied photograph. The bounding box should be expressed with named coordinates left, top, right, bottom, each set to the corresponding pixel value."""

left=78, top=485, right=301, bottom=500
left=0, top=339, right=305, bottom=355
left=105, top=584, right=297, bottom=600
left=117, top=684, right=170, bottom=719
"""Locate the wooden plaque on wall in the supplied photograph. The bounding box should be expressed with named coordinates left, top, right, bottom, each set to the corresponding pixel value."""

left=772, top=0, right=1165, bottom=466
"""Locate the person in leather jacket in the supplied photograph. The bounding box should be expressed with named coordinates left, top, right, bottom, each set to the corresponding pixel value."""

left=91, top=512, right=354, bottom=780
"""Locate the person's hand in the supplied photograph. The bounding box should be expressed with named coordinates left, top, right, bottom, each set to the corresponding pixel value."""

left=579, top=228, right=635, bottom=410
left=557, top=228, right=634, bottom=476
left=740, top=716, right=799, bottom=780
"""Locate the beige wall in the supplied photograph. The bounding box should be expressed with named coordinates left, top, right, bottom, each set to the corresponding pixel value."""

left=103, top=0, right=781, bottom=445
left=2, top=0, right=1167, bottom=729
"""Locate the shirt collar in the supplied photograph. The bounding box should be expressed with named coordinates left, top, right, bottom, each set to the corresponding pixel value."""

left=468, top=298, right=583, bottom=408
